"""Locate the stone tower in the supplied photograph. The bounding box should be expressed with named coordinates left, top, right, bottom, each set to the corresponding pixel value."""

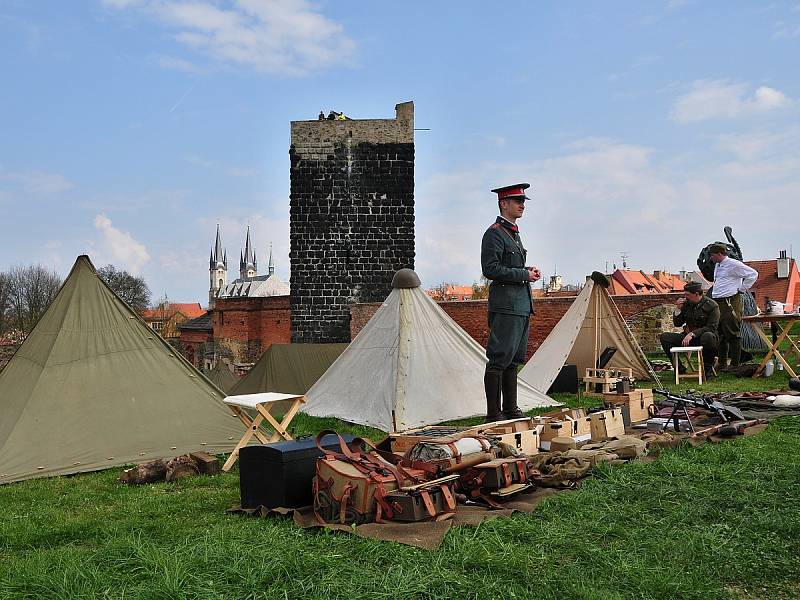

left=239, top=225, right=257, bottom=280
left=289, top=101, right=415, bottom=342
left=208, top=224, right=227, bottom=308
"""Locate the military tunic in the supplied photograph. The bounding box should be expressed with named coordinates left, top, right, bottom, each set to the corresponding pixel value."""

left=659, top=295, right=720, bottom=366
left=481, top=216, right=534, bottom=369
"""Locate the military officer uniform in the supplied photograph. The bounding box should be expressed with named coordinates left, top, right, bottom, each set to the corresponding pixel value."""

left=481, top=183, right=535, bottom=422
left=659, top=282, right=720, bottom=376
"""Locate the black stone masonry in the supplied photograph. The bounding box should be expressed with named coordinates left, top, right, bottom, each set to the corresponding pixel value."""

left=289, top=102, right=415, bottom=342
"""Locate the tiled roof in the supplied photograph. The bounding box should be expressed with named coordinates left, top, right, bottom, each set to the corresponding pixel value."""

left=141, top=302, right=205, bottom=320
left=177, top=311, right=213, bottom=331
left=745, top=259, right=800, bottom=311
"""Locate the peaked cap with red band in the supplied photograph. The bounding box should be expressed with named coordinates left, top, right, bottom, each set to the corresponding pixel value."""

left=491, top=182, right=531, bottom=201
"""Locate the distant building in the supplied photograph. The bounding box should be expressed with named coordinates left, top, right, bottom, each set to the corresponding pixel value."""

left=607, top=269, right=687, bottom=295
left=746, top=251, right=800, bottom=312
left=141, top=302, right=204, bottom=340
left=426, top=284, right=474, bottom=301
left=177, top=311, right=214, bottom=369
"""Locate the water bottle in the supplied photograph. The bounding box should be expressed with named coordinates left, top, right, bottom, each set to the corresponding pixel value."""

left=763, top=360, right=775, bottom=377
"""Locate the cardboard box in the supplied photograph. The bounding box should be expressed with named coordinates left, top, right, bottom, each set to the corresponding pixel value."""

left=603, top=389, right=655, bottom=424
left=589, top=408, right=626, bottom=441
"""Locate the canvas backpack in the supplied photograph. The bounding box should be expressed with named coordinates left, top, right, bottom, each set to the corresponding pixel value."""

left=312, top=430, right=454, bottom=525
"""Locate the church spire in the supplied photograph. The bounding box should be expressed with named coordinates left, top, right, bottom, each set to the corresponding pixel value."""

left=268, top=242, right=275, bottom=276
left=239, top=225, right=257, bottom=279
left=210, top=224, right=226, bottom=269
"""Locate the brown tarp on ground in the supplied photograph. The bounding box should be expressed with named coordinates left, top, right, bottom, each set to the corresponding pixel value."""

left=0, top=255, right=241, bottom=484
left=231, top=488, right=567, bottom=550
left=229, top=343, right=348, bottom=396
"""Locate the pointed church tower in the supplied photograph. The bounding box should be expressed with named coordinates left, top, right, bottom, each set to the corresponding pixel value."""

left=209, top=224, right=228, bottom=307
left=239, top=226, right=257, bottom=280
left=268, top=242, right=275, bottom=276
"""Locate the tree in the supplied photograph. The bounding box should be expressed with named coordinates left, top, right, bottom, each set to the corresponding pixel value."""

left=6, top=265, right=63, bottom=335
left=471, top=275, right=490, bottom=300
left=97, top=264, right=151, bottom=312
left=0, top=272, right=10, bottom=335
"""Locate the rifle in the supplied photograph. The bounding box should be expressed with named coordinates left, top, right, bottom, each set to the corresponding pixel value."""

left=654, top=389, right=745, bottom=433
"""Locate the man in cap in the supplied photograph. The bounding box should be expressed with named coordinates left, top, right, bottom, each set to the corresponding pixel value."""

left=708, top=243, right=758, bottom=367
left=481, top=183, right=541, bottom=422
left=659, top=281, right=720, bottom=379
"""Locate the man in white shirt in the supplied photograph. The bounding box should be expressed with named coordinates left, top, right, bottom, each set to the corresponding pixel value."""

left=709, top=243, right=758, bottom=367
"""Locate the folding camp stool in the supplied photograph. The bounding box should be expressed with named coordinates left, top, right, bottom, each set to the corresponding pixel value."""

left=670, top=346, right=705, bottom=385
left=222, top=392, right=306, bottom=471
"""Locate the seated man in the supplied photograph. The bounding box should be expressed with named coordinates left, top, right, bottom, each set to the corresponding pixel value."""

left=659, top=282, right=720, bottom=379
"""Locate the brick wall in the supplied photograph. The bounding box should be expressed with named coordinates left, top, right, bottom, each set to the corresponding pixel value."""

left=212, top=296, right=291, bottom=364
left=179, top=329, right=212, bottom=369
left=350, top=293, right=680, bottom=360
left=289, top=101, right=415, bottom=343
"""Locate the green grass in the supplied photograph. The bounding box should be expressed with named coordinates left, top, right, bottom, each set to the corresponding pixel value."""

left=2, top=370, right=800, bottom=599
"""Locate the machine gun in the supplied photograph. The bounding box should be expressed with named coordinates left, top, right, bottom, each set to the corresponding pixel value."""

left=654, top=389, right=745, bottom=433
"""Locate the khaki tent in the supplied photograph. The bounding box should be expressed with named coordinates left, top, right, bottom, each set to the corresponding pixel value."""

left=303, top=269, right=558, bottom=432
left=519, top=273, right=655, bottom=393
left=230, top=343, right=348, bottom=396
left=0, top=255, right=240, bottom=484
left=203, top=360, right=239, bottom=394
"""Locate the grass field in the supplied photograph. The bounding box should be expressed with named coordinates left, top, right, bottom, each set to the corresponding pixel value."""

left=2, top=370, right=799, bottom=599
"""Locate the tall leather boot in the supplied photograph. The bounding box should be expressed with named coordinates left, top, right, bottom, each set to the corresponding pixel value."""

left=483, top=368, right=503, bottom=423
left=702, top=347, right=717, bottom=380
left=729, top=339, right=742, bottom=367
left=501, top=366, right=525, bottom=419
left=718, top=339, right=729, bottom=368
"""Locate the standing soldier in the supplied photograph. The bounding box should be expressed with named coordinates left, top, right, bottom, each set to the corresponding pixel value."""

left=481, top=183, right=540, bottom=422
left=708, top=243, right=758, bottom=367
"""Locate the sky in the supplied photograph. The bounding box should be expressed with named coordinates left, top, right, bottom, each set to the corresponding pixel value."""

left=1, top=0, right=799, bottom=303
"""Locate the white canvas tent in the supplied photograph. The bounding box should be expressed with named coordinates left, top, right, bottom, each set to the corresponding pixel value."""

left=303, top=269, right=558, bottom=432
left=519, top=272, right=656, bottom=393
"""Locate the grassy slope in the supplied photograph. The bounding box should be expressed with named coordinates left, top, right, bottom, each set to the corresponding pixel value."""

left=1, top=371, right=799, bottom=600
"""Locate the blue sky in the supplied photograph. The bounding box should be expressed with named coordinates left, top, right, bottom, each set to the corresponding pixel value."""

left=2, top=0, right=799, bottom=303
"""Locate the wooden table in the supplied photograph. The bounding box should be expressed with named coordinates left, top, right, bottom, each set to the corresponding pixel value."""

left=222, top=392, right=306, bottom=471
left=742, top=314, right=800, bottom=378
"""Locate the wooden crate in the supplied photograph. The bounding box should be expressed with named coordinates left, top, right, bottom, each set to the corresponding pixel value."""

left=589, top=408, right=626, bottom=441
left=603, top=388, right=655, bottom=424
left=584, top=367, right=633, bottom=396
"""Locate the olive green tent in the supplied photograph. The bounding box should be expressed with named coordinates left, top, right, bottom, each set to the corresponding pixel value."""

left=230, top=343, right=348, bottom=396
left=203, top=360, right=239, bottom=394
left=0, top=255, right=241, bottom=484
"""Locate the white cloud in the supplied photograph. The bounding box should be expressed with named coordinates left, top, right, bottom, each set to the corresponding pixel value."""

left=415, top=132, right=800, bottom=289
left=154, top=54, right=204, bottom=73
left=773, top=21, right=800, bottom=38
left=103, top=0, right=356, bottom=76
left=93, top=214, right=151, bottom=274
left=0, top=169, right=74, bottom=194
left=671, top=80, right=792, bottom=123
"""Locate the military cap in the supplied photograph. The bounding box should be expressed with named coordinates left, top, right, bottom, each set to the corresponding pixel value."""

left=708, top=243, right=728, bottom=255
left=491, top=183, right=531, bottom=201
left=684, top=282, right=703, bottom=294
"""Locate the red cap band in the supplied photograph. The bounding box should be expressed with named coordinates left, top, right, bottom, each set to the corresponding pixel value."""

left=498, top=187, right=525, bottom=200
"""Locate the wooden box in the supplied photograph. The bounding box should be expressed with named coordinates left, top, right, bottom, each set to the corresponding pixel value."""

left=535, top=408, right=591, bottom=449
left=603, top=388, right=654, bottom=424
left=589, top=408, right=626, bottom=441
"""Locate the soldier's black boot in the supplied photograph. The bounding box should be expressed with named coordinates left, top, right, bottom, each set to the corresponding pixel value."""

left=501, top=366, right=525, bottom=420
left=729, top=339, right=742, bottom=367
left=702, top=347, right=717, bottom=380
left=484, top=367, right=503, bottom=423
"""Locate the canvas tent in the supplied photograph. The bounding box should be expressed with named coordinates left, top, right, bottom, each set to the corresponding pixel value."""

left=203, top=359, right=239, bottom=394
left=0, top=255, right=240, bottom=484
left=303, top=269, right=558, bottom=432
left=519, top=272, right=656, bottom=394
left=230, top=343, right=348, bottom=396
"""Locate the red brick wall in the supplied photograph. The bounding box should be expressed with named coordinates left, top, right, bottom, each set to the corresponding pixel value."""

left=179, top=329, right=212, bottom=368
left=213, top=296, right=291, bottom=363
left=350, top=293, right=680, bottom=361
